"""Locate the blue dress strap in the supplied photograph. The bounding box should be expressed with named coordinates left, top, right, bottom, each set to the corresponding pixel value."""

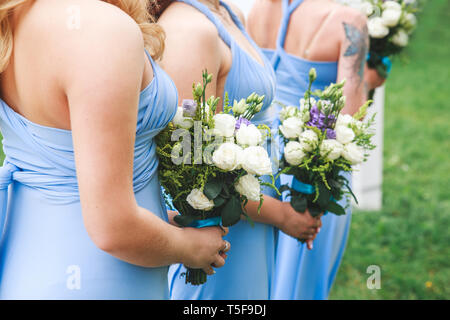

left=0, top=161, right=18, bottom=237
left=175, top=0, right=233, bottom=47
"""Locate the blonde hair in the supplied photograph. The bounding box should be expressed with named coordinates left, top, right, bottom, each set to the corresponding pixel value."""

left=0, top=0, right=164, bottom=73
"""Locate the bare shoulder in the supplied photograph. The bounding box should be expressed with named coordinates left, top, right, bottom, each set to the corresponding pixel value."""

left=332, top=3, right=368, bottom=29
left=159, top=2, right=221, bottom=50
left=28, top=0, right=144, bottom=62
left=222, top=0, right=246, bottom=25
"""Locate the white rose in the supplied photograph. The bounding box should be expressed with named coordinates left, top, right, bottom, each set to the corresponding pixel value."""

left=335, top=125, right=356, bottom=145
left=368, top=17, right=390, bottom=38
left=213, top=113, right=236, bottom=137
left=186, top=189, right=215, bottom=211
left=236, top=123, right=262, bottom=147
left=342, top=142, right=365, bottom=164
left=241, top=146, right=272, bottom=176
left=381, top=8, right=402, bottom=27
left=392, top=29, right=409, bottom=47
left=360, top=2, right=374, bottom=16
left=320, top=139, right=344, bottom=161
left=336, top=114, right=354, bottom=127
left=299, top=129, right=318, bottom=152
left=403, top=13, right=417, bottom=29
left=212, top=142, right=243, bottom=171
left=382, top=1, right=402, bottom=11
left=279, top=117, right=304, bottom=139
left=279, top=106, right=299, bottom=122
left=232, top=99, right=248, bottom=114
left=173, top=107, right=193, bottom=129
left=284, top=141, right=306, bottom=166
left=235, top=174, right=261, bottom=201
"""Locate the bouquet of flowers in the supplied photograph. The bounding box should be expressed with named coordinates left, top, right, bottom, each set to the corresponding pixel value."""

left=277, top=68, right=375, bottom=218
left=156, top=71, right=276, bottom=285
left=337, top=0, right=420, bottom=78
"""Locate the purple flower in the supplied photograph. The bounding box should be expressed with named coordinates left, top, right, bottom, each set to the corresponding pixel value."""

left=235, top=117, right=251, bottom=130
left=182, top=99, right=197, bottom=117
left=326, top=129, right=336, bottom=139
left=307, top=104, right=337, bottom=133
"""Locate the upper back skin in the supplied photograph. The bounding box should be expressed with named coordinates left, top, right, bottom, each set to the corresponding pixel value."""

left=0, top=0, right=153, bottom=131
left=248, top=0, right=360, bottom=62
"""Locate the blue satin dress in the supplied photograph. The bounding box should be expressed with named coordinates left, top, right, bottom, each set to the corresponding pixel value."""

left=168, top=0, right=278, bottom=300
left=262, top=0, right=352, bottom=300
left=0, top=52, right=178, bottom=299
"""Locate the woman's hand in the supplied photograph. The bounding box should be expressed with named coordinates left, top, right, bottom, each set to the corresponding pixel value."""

left=278, top=202, right=322, bottom=242
left=181, top=226, right=231, bottom=275
left=365, top=66, right=386, bottom=91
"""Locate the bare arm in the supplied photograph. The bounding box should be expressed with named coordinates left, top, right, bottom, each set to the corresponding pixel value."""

left=337, top=11, right=369, bottom=115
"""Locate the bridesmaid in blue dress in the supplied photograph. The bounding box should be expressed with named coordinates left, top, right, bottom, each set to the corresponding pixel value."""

left=155, top=0, right=322, bottom=299
left=0, top=0, right=229, bottom=299
left=248, top=0, right=370, bottom=299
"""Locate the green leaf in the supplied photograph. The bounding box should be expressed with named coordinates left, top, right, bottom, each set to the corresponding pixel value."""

left=317, top=183, right=332, bottom=208
left=204, top=179, right=223, bottom=200
left=221, top=196, right=243, bottom=227
left=309, top=204, right=323, bottom=218
left=174, top=215, right=196, bottom=227
left=326, top=201, right=346, bottom=216
left=291, top=195, right=307, bottom=213
left=213, top=195, right=227, bottom=207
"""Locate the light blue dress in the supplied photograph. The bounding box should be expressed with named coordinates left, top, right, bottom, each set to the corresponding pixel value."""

left=262, top=0, right=352, bottom=300
left=0, top=52, right=178, bottom=299
left=168, top=0, right=278, bottom=300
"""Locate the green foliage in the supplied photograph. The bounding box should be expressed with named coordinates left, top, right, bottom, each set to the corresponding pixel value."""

left=330, top=0, right=450, bottom=299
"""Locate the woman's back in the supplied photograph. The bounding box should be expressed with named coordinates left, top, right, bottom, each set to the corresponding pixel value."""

left=249, top=0, right=368, bottom=114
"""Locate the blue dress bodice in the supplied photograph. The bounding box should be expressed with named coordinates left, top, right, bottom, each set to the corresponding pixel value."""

left=0, top=51, right=178, bottom=299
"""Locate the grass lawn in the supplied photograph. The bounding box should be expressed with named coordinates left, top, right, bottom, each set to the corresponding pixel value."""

left=0, top=0, right=448, bottom=300
left=330, top=0, right=450, bottom=299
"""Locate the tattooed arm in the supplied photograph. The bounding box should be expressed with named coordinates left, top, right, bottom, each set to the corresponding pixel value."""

left=337, top=10, right=369, bottom=115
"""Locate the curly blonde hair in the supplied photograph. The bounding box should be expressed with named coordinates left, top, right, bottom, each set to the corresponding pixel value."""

left=0, top=0, right=165, bottom=73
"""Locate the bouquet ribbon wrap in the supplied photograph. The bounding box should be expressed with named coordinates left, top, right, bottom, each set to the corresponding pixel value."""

left=188, top=216, right=222, bottom=228
left=367, top=52, right=393, bottom=75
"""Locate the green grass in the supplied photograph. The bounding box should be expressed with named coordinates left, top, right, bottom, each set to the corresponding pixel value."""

left=330, top=0, right=450, bottom=300
left=0, top=0, right=448, bottom=300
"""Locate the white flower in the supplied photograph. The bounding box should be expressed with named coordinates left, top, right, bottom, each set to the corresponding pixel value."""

left=336, top=114, right=354, bottom=127
left=232, top=99, right=248, bottom=114
left=187, top=189, right=215, bottom=211
left=392, top=29, right=409, bottom=47
left=279, top=106, right=299, bottom=122
left=342, top=142, right=365, bottom=164
left=173, top=107, right=193, bottom=129
left=320, top=139, right=344, bottom=161
left=212, top=142, right=243, bottom=171
left=382, top=1, right=402, bottom=11
left=360, top=2, right=374, bottom=16
left=279, top=117, right=304, bottom=139
left=236, top=123, right=262, bottom=147
left=381, top=8, right=402, bottom=27
left=335, top=125, right=356, bottom=145
left=403, top=13, right=417, bottom=29
left=235, top=174, right=261, bottom=201
left=284, top=141, right=306, bottom=166
left=368, top=17, right=390, bottom=38
left=241, top=146, right=272, bottom=176
left=213, top=113, right=236, bottom=137
left=299, top=129, right=318, bottom=152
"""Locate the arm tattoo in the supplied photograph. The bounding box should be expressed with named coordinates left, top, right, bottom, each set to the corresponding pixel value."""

left=342, top=22, right=369, bottom=85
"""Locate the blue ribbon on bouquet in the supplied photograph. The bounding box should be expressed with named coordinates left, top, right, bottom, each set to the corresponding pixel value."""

left=188, top=216, right=222, bottom=228
left=291, top=177, right=338, bottom=215
left=367, top=52, right=393, bottom=75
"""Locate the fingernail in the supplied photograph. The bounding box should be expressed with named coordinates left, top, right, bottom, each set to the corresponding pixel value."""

left=318, top=228, right=321, bottom=233
left=212, top=270, right=216, bottom=274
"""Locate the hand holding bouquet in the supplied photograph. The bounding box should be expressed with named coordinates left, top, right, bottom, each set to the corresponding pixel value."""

left=156, top=71, right=276, bottom=285
left=278, top=68, right=376, bottom=218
